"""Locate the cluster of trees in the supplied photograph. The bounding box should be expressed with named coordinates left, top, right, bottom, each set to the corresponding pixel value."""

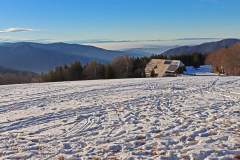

left=41, top=56, right=149, bottom=82
left=42, top=53, right=207, bottom=82
left=206, top=44, right=240, bottom=76
left=41, top=62, right=83, bottom=82
left=0, top=72, right=39, bottom=85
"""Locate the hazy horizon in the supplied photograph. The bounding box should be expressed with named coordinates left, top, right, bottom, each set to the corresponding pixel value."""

left=1, top=0, right=240, bottom=49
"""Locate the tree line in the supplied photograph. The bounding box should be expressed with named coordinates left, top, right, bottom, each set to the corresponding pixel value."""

left=41, top=56, right=148, bottom=82
left=151, top=53, right=206, bottom=68
left=41, top=53, right=206, bottom=82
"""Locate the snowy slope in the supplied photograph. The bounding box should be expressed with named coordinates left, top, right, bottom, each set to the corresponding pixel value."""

left=0, top=77, right=239, bottom=159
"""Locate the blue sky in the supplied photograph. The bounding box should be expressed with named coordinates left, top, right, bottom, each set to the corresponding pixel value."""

left=0, top=0, right=240, bottom=48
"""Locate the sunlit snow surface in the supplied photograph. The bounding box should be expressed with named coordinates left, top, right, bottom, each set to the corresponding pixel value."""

left=0, top=77, right=239, bottom=159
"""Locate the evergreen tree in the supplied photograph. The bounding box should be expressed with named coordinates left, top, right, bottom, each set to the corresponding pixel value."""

left=104, top=64, right=115, bottom=79
left=69, top=61, right=83, bottom=80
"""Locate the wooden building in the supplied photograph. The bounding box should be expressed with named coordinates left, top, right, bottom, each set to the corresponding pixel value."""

left=145, top=59, right=184, bottom=77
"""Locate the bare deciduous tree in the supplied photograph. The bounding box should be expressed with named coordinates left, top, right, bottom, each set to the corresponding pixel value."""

left=206, top=43, right=240, bottom=75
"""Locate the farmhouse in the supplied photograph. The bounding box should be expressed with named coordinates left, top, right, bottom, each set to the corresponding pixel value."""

left=145, top=59, right=185, bottom=77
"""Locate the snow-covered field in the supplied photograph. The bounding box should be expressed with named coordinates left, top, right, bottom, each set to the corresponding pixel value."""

left=0, top=77, right=239, bottom=159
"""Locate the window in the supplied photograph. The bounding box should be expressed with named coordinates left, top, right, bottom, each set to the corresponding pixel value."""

left=164, top=60, right=172, bottom=64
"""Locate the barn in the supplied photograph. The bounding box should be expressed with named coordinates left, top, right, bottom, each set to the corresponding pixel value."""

left=145, top=59, right=185, bottom=77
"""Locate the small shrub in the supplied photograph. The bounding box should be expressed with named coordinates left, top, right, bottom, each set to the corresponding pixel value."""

left=57, top=156, right=65, bottom=160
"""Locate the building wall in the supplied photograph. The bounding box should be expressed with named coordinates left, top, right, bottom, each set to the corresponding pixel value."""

left=145, top=59, right=183, bottom=77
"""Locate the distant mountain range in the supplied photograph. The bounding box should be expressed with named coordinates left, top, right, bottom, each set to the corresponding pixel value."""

left=162, top=39, right=240, bottom=56
left=0, top=42, right=130, bottom=73
left=0, top=39, right=240, bottom=73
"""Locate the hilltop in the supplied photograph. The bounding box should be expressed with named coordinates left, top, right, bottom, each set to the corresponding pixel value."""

left=162, top=39, right=240, bottom=56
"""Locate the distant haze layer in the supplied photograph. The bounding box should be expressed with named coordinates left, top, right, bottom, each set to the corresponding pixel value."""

left=83, top=38, right=221, bottom=50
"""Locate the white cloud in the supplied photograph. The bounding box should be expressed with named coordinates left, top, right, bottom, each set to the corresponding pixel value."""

left=0, top=28, right=33, bottom=33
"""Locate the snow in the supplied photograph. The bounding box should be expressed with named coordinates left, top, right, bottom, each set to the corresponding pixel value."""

left=0, top=77, right=239, bottom=159
left=184, top=65, right=217, bottom=76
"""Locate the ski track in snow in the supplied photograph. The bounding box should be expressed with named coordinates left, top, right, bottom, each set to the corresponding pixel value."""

left=0, top=77, right=239, bottom=159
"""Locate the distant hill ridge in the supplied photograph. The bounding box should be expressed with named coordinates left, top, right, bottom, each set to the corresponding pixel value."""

left=0, top=42, right=129, bottom=73
left=162, top=39, right=240, bottom=56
